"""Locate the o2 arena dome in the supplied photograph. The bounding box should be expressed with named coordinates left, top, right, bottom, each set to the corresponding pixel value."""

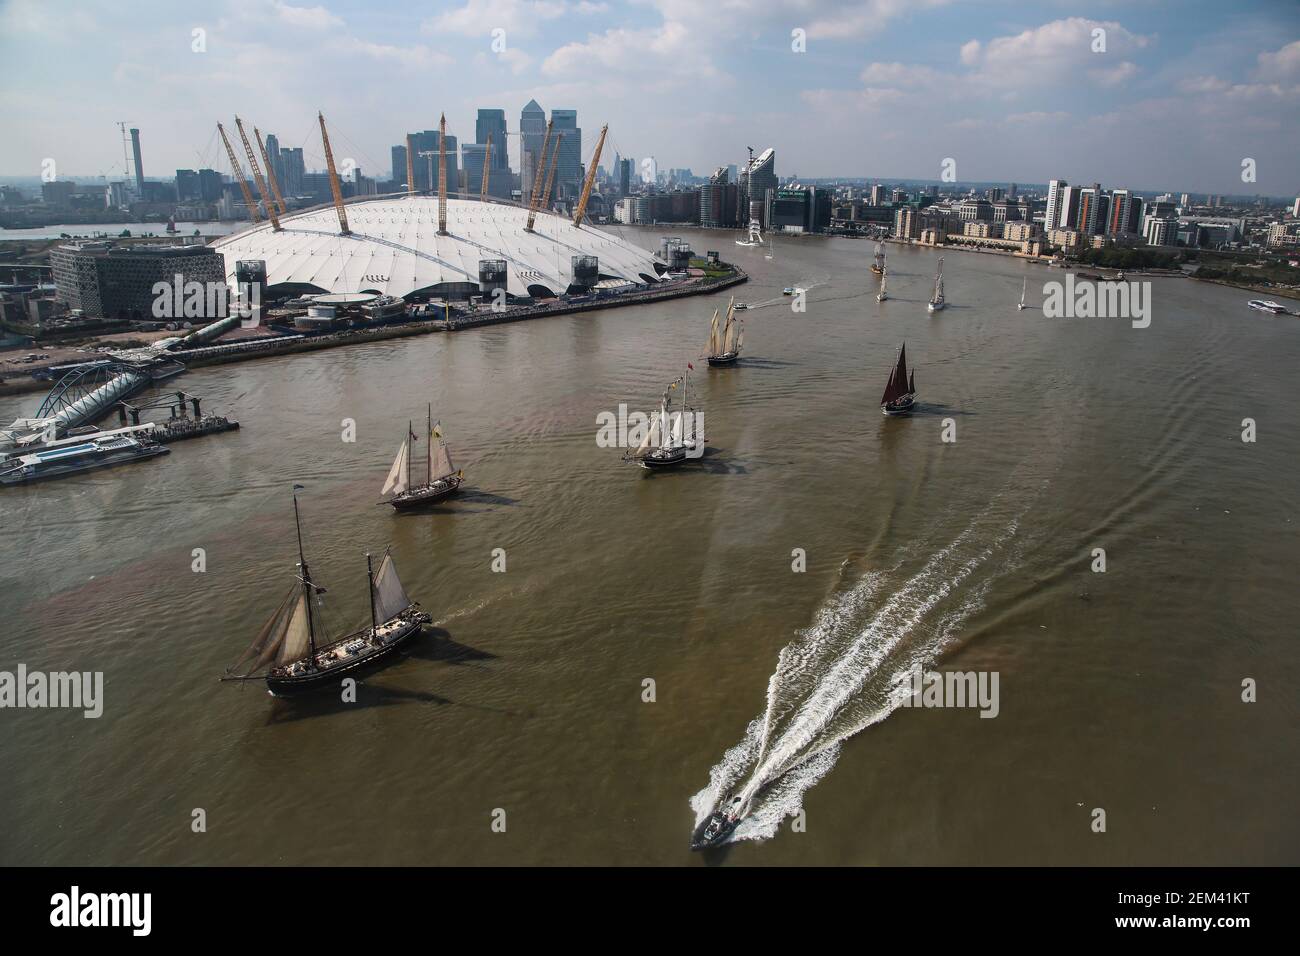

left=211, top=196, right=667, bottom=301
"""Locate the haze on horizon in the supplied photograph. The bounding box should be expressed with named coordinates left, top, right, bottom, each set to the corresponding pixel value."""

left=1, top=0, right=1297, bottom=195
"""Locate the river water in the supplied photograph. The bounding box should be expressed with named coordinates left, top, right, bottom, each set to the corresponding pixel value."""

left=1, top=228, right=1296, bottom=865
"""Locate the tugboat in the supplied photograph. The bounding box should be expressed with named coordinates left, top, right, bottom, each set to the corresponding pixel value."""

left=625, top=367, right=702, bottom=470
left=876, top=266, right=889, bottom=302
left=880, top=342, right=916, bottom=416
left=222, top=486, right=430, bottom=695
left=927, top=258, right=945, bottom=312
left=706, top=297, right=743, bottom=366
left=1017, top=277, right=1027, bottom=311
left=383, top=404, right=463, bottom=510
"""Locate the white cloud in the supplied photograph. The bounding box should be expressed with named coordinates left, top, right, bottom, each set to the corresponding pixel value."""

left=272, top=2, right=344, bottom=30
left=424, top=0, right=603, bottom=37
left=959, top=17, right=1150, bottom=89
left=1255, top=40, right=1300, bottom=82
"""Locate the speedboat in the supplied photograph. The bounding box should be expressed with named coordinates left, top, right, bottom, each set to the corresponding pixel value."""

left=1248, top=299, right=1288, bottom=314
left=782, top=286, right=796, bottom=296
left=733, top=302, right=749, bottom=310
left=691, top=795, right=745, bottom=850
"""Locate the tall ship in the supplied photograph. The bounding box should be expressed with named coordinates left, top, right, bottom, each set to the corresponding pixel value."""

left=927, top=258, right=946, bottom=312
left=0, top=428, right=168, bottom=486
left=880, top=342, right=916, bottom=416
left=222, top=487, right=430, bottom=695
left=625, top=367, right=702, bottom=470
left=383, top=405, right=463, bottom=511
left=735, top=220, right=763, bottom=247
left=877, top=266, right=889, bottom=302
left=706, top=297, right=744, bottom=367
left=871, top=240, right=886, bottom=275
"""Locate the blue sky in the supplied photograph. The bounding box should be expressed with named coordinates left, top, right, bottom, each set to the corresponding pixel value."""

left=1, top=0, right=1298, bottom=194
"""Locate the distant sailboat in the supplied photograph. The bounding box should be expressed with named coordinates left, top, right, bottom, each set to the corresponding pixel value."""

left=871, top=240, right=886, bottom=275
left=1017, top=277, right=1027, bottom=311
left=736, top=220, right=763, bottom=247
left=927, top=257, right=946, bottom=312
left=764, top=235, right=774, bottom=260
left=222, top=486, right=430, bottom=695
left=880, top=343, right=916, bottom=416
left=877, top=267, right=889, bottom=302
left=165, top=216, right=177, bottom=234
left=384, top=404, right=463, bottom=510
left=625, top=367, right=702, bottom=469
left=707, top=297, right=743, bottom=366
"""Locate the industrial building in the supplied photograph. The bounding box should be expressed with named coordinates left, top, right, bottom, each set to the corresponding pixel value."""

left=49, top=242, right=226, bottom=320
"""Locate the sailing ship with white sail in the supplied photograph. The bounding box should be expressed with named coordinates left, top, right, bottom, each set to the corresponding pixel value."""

left=707, top=297, right=744, bottom=366
left=871, top=240, right=886, bottom=275
left=877, top=266, right=889, bottom=302
left=383, top=404, right=463, bottom=511
left=880, top=342, right=916, bottom=416
left=222, top=486, right=430, bottom=695
left=625, top=367, right=702, bottom=470
left=927, top=257, right=946, bottom=312
left=1017, top=277, right=1027, bottom=311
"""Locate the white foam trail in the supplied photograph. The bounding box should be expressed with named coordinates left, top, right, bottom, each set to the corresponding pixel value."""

left=692, top=510, right=1021, bottom=846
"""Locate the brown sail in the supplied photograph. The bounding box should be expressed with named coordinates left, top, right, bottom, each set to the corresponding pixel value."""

left=881, top=343, right=911, bottom=404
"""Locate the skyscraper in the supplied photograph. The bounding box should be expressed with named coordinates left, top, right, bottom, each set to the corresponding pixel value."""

left=1077, top=184, right=1105, bottom=235
left=1045, top=179, right=1067, bottom=230
left=476, top=109, right=509, bottom=171
left=280, top=148, right=305, bottom=197
left=746, top=148, right=776, bottom=227
left=129, top=128, right=145, bottom=195
left=175, top=169, right=200, bottom=202
left=264, top=133, right=284, bottom=198
left=520, top=99, right=547, bottom=200
left=550, top=109, right=582, bottom=201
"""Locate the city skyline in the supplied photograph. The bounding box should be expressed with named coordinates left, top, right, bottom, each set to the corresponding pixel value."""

left=0, top=0, right=1297, bottom=194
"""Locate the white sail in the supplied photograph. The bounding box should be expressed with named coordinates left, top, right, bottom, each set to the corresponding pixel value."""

left=1019, top=278, right=1026, bottom=306
left=373, top=553, right=413, bottom=622
left=722, top=311, right=738, bottom=353
left=382, top=441, right=409, bottom=495
left=275, top=593, right=312, bottom=666
left=632, top=410, right=661, bottom=458
left=708, top=308, right=722, bottom=355
left=430, top=424, right=455, bottom=480
left=668, top=410, right=684, bottom=446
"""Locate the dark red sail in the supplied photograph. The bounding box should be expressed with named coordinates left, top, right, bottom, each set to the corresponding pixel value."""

left=881, top=344, right=910, bottom=404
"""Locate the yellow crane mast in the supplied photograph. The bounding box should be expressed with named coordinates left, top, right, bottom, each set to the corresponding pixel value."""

left=437, top=113, right=449, bottom=235
left=217, top=123, right=261, bottom=224
left=524, top=119, right=554, bottom=232
left=235, top=117, right=280, bottom=231
left=253, top=126, right=288, bottom=215
left=538, top=132, right=563, bottom=221
left=317, top=111, right=350, bottom=236
left=572, top=124, right=608, bottom=227
left=405, top=133, right=416, bottom=196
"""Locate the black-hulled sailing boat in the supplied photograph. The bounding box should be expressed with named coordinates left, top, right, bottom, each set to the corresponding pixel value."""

left=880, top=343, right=916, bottom=416
left=222, top=486, right=430, bottom=695
left=707, top=297, right=743, bottom=366
left=384, top=404, right=463, bottom=510
left=625, top=365, right=702, bottom=469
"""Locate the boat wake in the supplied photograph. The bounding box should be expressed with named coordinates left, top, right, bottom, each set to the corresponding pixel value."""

left=691, top=498, right=1024, bottom=847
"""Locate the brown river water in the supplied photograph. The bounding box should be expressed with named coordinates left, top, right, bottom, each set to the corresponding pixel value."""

left=1, top=228, right=1296, bottom=865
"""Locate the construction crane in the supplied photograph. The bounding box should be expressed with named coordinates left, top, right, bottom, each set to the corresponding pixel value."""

left=253, top=126, right=288, bottom=216
left=538, top=132, right=563, bottom=223
left=234, top=117, right=280, bottom=231
left=217, top=123, right=262, bottom=224
left=524, top=119, right=554, bottom=232
left=405, top=133, right=416, bottom=196
left=437, top=113, right=449, bottom=235
left=572, top=124, right=608, bottom=227
left=480, top=132, right=492, bottom=203
left=317, top=111, right=350, bottom=236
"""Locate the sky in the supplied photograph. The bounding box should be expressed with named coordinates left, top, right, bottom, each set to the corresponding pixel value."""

left=1, top=0, right=1298, bottom=195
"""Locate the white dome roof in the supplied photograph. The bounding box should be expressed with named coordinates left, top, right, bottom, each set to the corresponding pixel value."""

left=211, top=196, right=664, bottom=299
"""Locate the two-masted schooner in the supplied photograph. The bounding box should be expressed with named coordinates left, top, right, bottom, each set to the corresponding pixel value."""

left=707, top=297, right=744, bottom=366
left=880, top=343, right=917, bottom=416
left=871, top=240, right=886, bottom=275
left=222, top=486, right=430, bottom=695
left=383, top=404, right=463, bottom=510
left=625, top=367, right=702, bottom=469
left=927, top=257, right=946, bottom=312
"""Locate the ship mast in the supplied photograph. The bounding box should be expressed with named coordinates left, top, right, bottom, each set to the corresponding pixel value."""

left=406, top=419, right=413, bottom=492
left=426, top=403, right=432, bottom=484
left=292, top=485, right=318, bottom=661
left=366, top=552, right=378, bottom=630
